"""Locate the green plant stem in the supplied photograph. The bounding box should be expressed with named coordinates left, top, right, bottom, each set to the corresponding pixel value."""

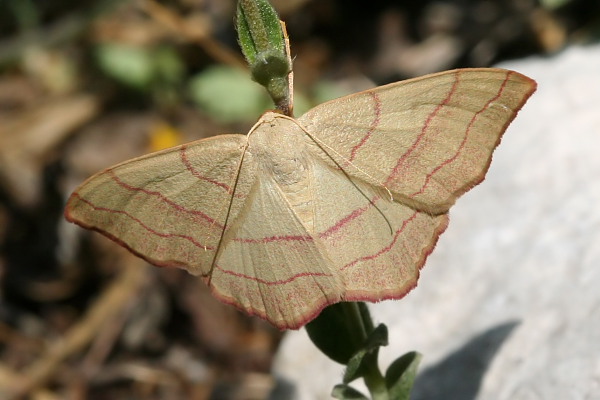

left=343, top=302, right=369, bottom=346
left=340, top=302, right=388, bottom=399
left=363, top=352, right=389, bottom=400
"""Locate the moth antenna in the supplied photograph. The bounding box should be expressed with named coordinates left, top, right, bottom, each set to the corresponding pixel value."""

left=206, top=139, right=251, bottom=286
left=384, top=186, right=393, bottom=202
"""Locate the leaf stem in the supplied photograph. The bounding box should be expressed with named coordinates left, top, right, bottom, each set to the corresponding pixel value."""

left=342, top=303, right=388, bottom=399
left=344, top=302, right=368, bottom=342
left=362, top=351, right=389, bottom=400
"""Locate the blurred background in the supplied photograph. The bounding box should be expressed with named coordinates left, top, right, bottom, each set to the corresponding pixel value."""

left=0, top=0, right=598, bottom=399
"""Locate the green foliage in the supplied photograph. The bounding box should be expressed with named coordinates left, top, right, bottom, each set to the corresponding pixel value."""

left=311, top=80, right=354, bottom=105
left=306, top=302, right=374, bottom=365
left=306, top=302, right=421, bottom=399
left=332, top=384, right=370, bottom=400
left=330, top=350, right=422, bottom=400
left=96, top=43, right=153, bottom=89
left=385, top=352, right=422, bottom=399
left=293, top=80, right=353, bottom=117
left=236, top=0, right=291, bottom=114
left=7, top=0, right=40, bottom=30
left=95, top=43, right=184, bottom=91
left=539, top=0, right=572, bottom=9
left=342, top=324, right=388, bottom=384
left=188, top=65, right=271, bottom=122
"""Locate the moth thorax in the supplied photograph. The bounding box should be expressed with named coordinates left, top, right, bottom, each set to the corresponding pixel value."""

left=250, top=118, right=310, bottom=187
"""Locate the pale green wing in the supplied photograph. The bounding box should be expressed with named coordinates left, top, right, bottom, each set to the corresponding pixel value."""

left=299, top=68, right=536, bottom=214
left=211, top=166, right=344, bottom=330
left=65, top=134, right=251, bottom=276
left=307, top=156, right=448, bottom=302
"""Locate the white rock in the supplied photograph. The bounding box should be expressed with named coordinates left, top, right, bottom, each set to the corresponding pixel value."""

left=274, top=44, right=600, bottom=400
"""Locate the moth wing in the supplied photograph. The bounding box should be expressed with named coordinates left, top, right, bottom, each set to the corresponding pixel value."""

left=65, top=134, right=251, bottom=276
left=212, top=167, right=344, bottom=330
left=306, top=151, right=448, bottom=304
left=299, top=68, right=536, bottom=214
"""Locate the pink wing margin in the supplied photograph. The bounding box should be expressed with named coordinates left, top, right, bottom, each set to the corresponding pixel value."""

left=65, top=134, right=252, bottom=276
left=299, top=68, right=537, bottom=214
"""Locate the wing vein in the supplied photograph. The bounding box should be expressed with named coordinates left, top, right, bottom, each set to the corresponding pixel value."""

left=214, top=264, right=333, bottom=286
left=349, top=91, right=382, bottom=161
left=408, top=70, right=511, bottom=197
left=108, top=169, right=222, bottom=228
left=180, top=144, right=232, bottom=192
left=385, top=71, right=460, bottom=185
left=72, top=193, right=215, bottom=250
left=340, top=210, right=419, bottom=271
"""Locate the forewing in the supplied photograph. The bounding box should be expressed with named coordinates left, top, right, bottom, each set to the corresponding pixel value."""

left=65, top=134, right=252, bottom=275
left=211, top=167, right=344, bottom=330
left=299, top=68, right=536, bottom=214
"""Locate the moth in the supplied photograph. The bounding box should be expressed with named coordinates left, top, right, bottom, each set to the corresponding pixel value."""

left=66, top=68, right=536, bottom=329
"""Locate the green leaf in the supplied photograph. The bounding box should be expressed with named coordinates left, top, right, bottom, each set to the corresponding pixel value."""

left=331, top=384, right=369, bottom=400
left=311, top=80, right=354, bottom=105
left=95, top=43, right=155, bottom=90
left=188, top=65, right=270, bottom=122
left=385, top=351, right=422, bottom=400
left=95, top=43, right=184, bottom=92
left=539, top=0, right=572, bottom=9
left=235, top=0, right=291, bottom=114
left=236, top=0, right=288, bottom=77
left=305, top=302, right=375, bottom=365
left=153, top=46, right=185, bottom=85
left=343, top=324, right=388, bottom=383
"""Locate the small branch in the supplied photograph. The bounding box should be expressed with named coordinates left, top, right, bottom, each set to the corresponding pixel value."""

left=3, top=256, right=147, bottom=399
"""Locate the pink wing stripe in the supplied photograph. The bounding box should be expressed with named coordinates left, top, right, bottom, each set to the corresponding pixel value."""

left=218, top=210, right=419, bottom=285
left=349, top=91, right=382, bottom=162
left=341, top=211, right=418, bottom=271
left=233, top=196, right=380, bottom=243
left=73, top=193, right=215, bottom=250
left=108, top=170, right=223, bottom=229
left=408, top=71, right=512, bottom=197
left=233, top=234, right=314, bottom=243
left=215, top=264, right=333, bottom=285
left=319, top=196, right=380, bottom=239
left=384, top=71, right=460, bottom=185
left=180, top=144, right=233, bottom=192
